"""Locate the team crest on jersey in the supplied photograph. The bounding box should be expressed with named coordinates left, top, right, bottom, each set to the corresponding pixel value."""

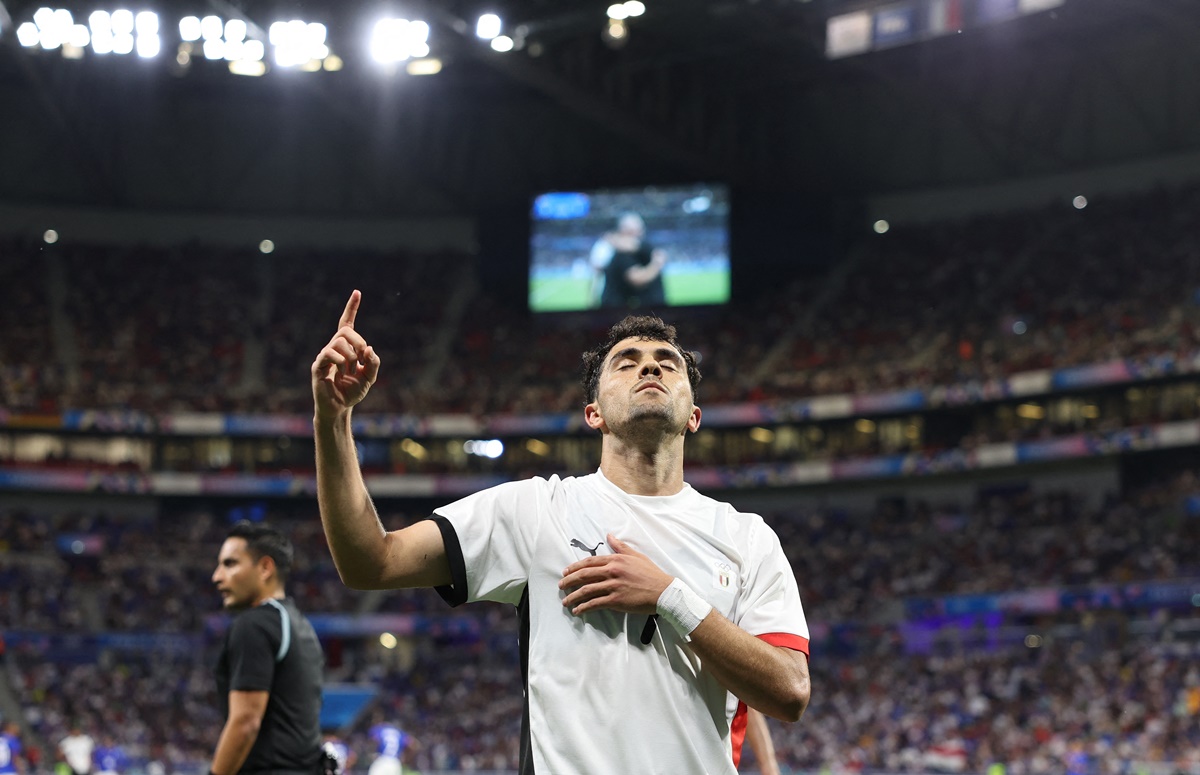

left=713, top=561, right=734, bottom=590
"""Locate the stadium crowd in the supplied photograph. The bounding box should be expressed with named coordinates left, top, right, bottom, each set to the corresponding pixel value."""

left=2, top=467, right=1199, bottom=772
left=3, top=184, right=1200, bottom=418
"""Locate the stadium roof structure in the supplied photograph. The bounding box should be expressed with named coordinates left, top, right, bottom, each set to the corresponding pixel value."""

left=2, top=0, right=1199, bottom=217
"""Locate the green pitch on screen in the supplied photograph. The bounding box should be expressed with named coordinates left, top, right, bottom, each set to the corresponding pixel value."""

left=529, top=272, right=730, bottom=312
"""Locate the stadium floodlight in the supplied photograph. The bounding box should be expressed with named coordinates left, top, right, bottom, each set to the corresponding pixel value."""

left=624, top=0, right=646, bottom=16
left=135, top=33, right=158, bottom=57
left=32, top=7, right=72, bottom=49
left=202, top=38, right=223, bottom=59
left=270, top=19, right=328, bottom=67
left=222, top=38, right=241, bottom=59
left=369, top=18, right=405, bottom=63
left=369, top=17, right=429, bottom=64
left=229, top=59, right=265, bottom=76
left=200, top=15, right=222, bottom=40
left=490, top=34, right=512, bottom=52
left=607, top=3, right=628, bottom=20
left=243, top=39, right=264, bottom=61
left=17, top=21, right=39, bottom=46
left=475, top=12, right=500, bottom=39
left=134, top=10, right=156, bottom=34
left=406, top=57, right=441, bottom=75
left=68, top=23, right=89, bottom=47
left=110, top=9, right=133, bottom=34
left=92, top=33, right=113, bottom=53
left=112, top=32, right=133, bottom=53
left=224, top=18, right=246, bottom=43
left=179, top=15, right=200, bottom=41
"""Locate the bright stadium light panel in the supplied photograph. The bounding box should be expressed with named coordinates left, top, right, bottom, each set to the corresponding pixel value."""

left=136, top=33, right=158, bottom=57
left=200, top=15, right=222, bottom=40
left=229, top=58, right=265, bottom=76
left=110, top=9, right=133, bottom=34
left=607, top=4, right=628, bottom=20
left=243, top=39, right=265, bottom=61
left=17, top=21, right=39, bottom=46
left=490, top=34, right=512, bottom=52
left=113, top=32, right=133, bottom=54
left=92, top=31, right=113, bottom=53
left=68, top=23, right=89, bottom=47
left=625, top=1, right=646, bottom=16
left=475, top=13, right=500, bottom=40
left=369, top=18, right=406, bottom=63
left=224, top=18, right=246, bottom=42
left=406, top=57, right=441, bottom=75
left=179, top=15, right=200, bottom=41
left=270, top=19, right=327, bottom=67
left=202, top=38, right=223, bottom=59
left=134, top=10, right=156, bottom=34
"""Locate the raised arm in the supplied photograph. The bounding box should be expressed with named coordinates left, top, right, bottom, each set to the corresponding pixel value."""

left=312, top=291, right=450, bottom=590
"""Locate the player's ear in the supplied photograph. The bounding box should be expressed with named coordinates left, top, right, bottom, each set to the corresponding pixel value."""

left=687, top=405, right=701, bottom=434
left=257, top=554, right=278, bottom=583
left=584, top=402, right=606, bottom=432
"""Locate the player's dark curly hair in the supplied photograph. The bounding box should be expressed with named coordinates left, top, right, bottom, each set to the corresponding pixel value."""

left=581, top=315, right=702, bottom=404
left=227, top=520, right=294, bottom=582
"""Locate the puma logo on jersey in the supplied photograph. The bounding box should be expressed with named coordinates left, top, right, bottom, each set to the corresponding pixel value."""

left=570, top=538, right=603, bottom=556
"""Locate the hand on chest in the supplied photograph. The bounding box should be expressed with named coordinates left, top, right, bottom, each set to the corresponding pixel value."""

left=548, top=494, right=741, bottom=620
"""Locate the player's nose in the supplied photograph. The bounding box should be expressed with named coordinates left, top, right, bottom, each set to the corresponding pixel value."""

left=639, top=361, right=662, bottom=376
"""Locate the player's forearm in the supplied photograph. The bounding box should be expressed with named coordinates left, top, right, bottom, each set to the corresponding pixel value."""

left=314, top=410, right=388, bottom=589
left=688, top=613, right=810, bottom=723
left=210, top=716, right=261, bottom=775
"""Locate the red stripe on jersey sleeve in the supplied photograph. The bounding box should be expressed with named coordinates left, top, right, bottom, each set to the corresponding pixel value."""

left=730, top=700, right=749, bottom=768
left=757, top=632, right=810, bottom=656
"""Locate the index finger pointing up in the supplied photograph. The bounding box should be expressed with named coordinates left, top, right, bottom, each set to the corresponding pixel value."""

left=339, top=289, right=362, bottom=329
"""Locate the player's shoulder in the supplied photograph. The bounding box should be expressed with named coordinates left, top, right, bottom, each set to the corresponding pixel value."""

left=691, top=487, right=779, bottom=540
left=229, top=602, right=286, bottom=637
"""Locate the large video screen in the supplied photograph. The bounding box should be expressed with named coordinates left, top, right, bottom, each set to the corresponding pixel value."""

left=528, top=184, right=731, bottom=313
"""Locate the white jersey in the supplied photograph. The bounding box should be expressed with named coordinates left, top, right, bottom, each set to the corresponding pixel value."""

left=59, top=735, right=94, bottom=775
left=433, top=470, right=809, bottom=775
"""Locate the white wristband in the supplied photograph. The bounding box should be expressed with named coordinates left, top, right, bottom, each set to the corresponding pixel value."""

left=656, top=577, right=713, bottom=641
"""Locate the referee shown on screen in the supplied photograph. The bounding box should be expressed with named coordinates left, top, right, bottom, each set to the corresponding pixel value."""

left=209, top=521, right=326, bottom=775
left=313, top=292, right=811, bottom=774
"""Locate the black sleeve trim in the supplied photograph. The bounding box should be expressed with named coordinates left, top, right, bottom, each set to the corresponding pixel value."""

left=430, top=514, right=468, bottom=607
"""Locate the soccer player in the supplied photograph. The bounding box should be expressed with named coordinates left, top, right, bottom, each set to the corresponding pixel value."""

left=588, top=212, right=668, bottom=309
left=366, top=720, right=414, bottom=775
left=0, top=723, right=24, bottom=775
left=92, top=736, right=127, bottom=775
left=312, top=293, right=810, bottom=773
left=744, top=708, right=781, bottom=775
left=58, top=726, right=93, bottom=775
left=209, top=521, right=325, bottom=775
left=321, top=733, right=354, bottom=774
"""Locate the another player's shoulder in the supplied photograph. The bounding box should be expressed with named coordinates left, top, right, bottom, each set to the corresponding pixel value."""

left=229, top=601, right=287, bottom=640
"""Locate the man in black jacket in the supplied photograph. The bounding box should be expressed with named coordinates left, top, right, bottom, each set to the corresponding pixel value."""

left=210, top=521, right=325, bottom=775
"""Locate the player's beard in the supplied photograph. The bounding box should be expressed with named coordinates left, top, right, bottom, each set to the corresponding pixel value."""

left=613, top=395, right=690, bottom=445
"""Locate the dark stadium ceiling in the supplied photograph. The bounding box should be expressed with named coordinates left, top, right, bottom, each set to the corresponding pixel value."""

left=2, top=0, right=1200, bottom=217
